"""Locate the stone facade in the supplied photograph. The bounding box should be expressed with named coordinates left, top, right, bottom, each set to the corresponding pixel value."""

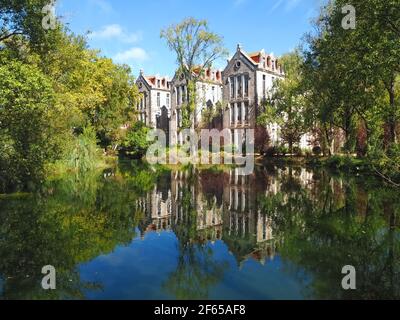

left=221, top=45, right=285, bottom=151
left=169, top=67, right=223, bottom=145
left=136, top=70, right=172, bottom=129
left=136, top=45, right=314, bottom=151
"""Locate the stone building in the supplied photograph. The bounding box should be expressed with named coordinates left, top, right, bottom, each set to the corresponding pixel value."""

left=221, top=44, right=285, bottom=150
left=136, top=44, right=315, bottom=151
left=136, top=70, right=172, bottom=142
left=169, top=67, right=223, bottom=145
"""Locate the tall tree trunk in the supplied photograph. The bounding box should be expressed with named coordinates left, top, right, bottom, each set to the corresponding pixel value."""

left=324, top=124, right=333, bottom=156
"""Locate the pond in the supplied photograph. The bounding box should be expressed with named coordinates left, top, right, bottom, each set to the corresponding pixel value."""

left=0, top=161, right=399, bottom=300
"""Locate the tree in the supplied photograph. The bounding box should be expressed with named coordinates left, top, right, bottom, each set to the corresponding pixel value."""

left=259, top=51, right=307, bottom=154
left=121, top=122, right=152, bottom=159
left=0, top=0, right=62, bottom=52
left=0, top=58, right=55, bottom=192
left=301, top=0, right=400, bottom=157
left=161, top=17, right=228, bottom=128
left=0, top=1, right=142, bottom=191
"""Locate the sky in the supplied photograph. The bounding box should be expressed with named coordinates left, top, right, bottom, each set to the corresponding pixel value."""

left=56, top=0, right=324, bottom=78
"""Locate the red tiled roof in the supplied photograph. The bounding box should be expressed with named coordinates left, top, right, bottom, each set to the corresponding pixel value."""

left=146, top=76, right=156, bottom=85
left=250, top=53, right=260, bottom=64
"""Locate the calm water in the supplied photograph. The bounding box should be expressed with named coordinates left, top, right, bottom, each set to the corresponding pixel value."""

left=0, top=161, right=399, bottom=300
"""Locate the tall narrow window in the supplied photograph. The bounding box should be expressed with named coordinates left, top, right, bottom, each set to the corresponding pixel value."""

left=167, top=94, right=170, bottom=108
left=157, top=92, right=160, bottom=107
left=238, top=102, right=242, bottom=123
left=244, top=102, right=249, bottom=122
left=230, top=103, right=235, bottom=124
left=212, top=86, right=215, bottom=102
left=182, top=86, right=186, bottom=103
left=237, top=75, right=242, bottom=97
left=177, top=88, right=180, bottom=105
left=177, top=109, right=181, bottom=127
left=244, top=75, right=249, bottom=97
left=230, top=77, right=235, bottom=99
left=263, top=75, right=266, bottom=97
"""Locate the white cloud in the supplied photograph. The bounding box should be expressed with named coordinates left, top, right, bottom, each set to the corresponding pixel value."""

left=90, top=24, right=142, bottom=43
left=114, top=47, right=149, bottom=63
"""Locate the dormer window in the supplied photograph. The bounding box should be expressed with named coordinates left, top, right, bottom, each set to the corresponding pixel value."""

left=267, top=56, right=271, bottom=68
left=157, top=79, right=161, bottom=88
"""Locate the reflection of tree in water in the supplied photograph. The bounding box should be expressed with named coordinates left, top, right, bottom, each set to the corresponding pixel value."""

left=163, top=184, right=229, bottom=300
left=0, top=162, right=158, bottom=299
left=258, top=169, right=400, bottom=299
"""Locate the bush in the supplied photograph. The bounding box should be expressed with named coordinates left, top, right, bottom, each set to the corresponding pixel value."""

left=121, top=122, right=152, bottom=159
left=66, top=126, right=104, bottom=172
left=325, top=155, right=342, bottom=168
left=277, top=145, right=289, bottom=156
left=312, top=146, right=322, bottom=156
left=0, top=60, right=55, bottom=193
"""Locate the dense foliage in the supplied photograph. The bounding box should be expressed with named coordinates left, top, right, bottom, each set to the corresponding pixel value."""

left=0, top=2, right=141, bottom=193
left=259, top=0, right=400, bottom=183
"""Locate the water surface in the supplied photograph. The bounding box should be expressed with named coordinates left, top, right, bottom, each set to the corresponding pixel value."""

left=0, top=162, right=399, bottom=299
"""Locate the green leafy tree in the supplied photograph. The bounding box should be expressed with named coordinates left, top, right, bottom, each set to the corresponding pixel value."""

left=259, top=51, right=307, bottom=154
left=0, top=59, right=55, bottom=192
left=161, top=17, right=228, bottom=128
left=121, top=122, right=152, bottom=159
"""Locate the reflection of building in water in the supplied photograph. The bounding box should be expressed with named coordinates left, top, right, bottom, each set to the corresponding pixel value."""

left=222, top=169, right=277, bottom=264
left=137, top=178, right=174, bottom=238
left=137, top=168, right=280, bottom=264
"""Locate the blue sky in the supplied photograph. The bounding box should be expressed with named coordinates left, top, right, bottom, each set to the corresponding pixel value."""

left=56, top=0, right=324, bottom=78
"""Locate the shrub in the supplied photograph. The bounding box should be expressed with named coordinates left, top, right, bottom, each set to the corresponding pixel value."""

left=121, top=122, right=152, bottom=159
left=325, top=155, right=342, bottom=168
left=277, top=145, right=289, bottom=156
left=66, top=126, right=104, bottom=172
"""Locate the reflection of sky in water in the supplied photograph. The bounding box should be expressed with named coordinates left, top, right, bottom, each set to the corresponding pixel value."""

left=79, top=229, right=310, bottom=300
left=0, top=164, right=398, bottom=299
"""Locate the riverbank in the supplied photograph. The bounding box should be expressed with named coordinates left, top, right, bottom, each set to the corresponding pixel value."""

left=259, top=154, right=400, bottom=187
